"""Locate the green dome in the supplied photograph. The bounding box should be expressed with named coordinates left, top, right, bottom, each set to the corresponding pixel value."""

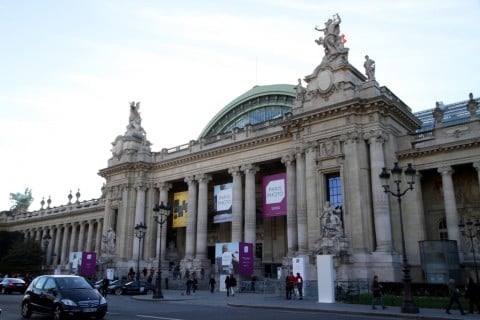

left=199, top=84, right=296, bottom=139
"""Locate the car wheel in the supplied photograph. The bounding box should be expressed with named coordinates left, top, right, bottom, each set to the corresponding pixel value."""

left=115, top=288, right=123, bottom=295
left=146, top=289, right=154, bottom=295
left=21, top=301, right=32, bottom=318
left=53, top=305, right=64, bottom=320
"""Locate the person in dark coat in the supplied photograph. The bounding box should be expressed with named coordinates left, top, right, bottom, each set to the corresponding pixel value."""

left=371, top=275, right=386, bottom=310
left=225, top=275, right=231, bottom=296
left=209, top=276, right=216, bottom=293
left=446, top=277, right=466, bottom=315
left=465, top=277, right=480, bottom=314
left=101, top=277, right=110, bottom=297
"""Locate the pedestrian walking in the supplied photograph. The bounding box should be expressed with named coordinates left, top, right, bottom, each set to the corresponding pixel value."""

left=371, top=275, right=386, bottom=310
left=446, top=277, right=466, bottom=315
left=225, top=275, right=231, bottom=296
left=229, top=274, right=237, bottom=296
left=466, top=277, right=480, bottom=314
left=285, top=272, right=295, bottom=300
left=185, top=277, right=192, bottom=296
left=192, top=276, right=198, bottom=294
left=295, top=272, right=304, bottom=300
left=101, top=277, right=109, bottom=297
left=209, top=276, right=216, bottom=293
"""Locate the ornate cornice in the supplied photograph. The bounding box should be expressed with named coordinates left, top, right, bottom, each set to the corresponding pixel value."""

left=397, top=138, right=480, bottom=159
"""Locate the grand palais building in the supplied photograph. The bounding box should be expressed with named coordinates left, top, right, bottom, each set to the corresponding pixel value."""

left=1, top=16, right=479, bottom=286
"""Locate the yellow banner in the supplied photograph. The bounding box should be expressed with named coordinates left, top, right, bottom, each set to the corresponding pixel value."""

left=173, top=191, right=188, bottom=228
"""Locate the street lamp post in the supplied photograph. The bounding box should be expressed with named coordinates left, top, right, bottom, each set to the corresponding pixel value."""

left=458, top=219, right=480, bottom=283
left=152, top=202, right=171, bottom=299
left=380, top=162, right=419, bottom=314
left=134, top=222, right=147, bottom=281
left=42, top=233, right=52, bottom=270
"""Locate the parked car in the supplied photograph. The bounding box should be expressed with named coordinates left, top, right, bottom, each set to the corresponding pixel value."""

left=0, top=278, right=27, bottom=294
left=21, top=275, right=107, bottom=320
left=108, top=279, right=128, bottom=295
left=116, top=280, right=155, bottom=295
left=93, top=279, right=103, bottom=290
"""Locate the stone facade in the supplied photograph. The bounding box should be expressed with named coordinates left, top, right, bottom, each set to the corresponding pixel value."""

left=1, top=16, right=479, bottom=284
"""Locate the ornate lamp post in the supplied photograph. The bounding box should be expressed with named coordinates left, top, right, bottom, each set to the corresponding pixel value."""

left=458, top=219, right=480, bottom=283
left=380, top=162, right=419, bottom=314
left=134, top=222, right=147, bottom=281
left=42, top=233, right=52, bottom=270
left=152, top=201, right=171, bottom=299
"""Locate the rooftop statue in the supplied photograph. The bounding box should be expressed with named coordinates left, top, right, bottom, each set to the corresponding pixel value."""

left=126, top=101, right=146, bottom=137
left=364, top=55, right=375, bottom=80
left=315, top=13, right=345, bottom=56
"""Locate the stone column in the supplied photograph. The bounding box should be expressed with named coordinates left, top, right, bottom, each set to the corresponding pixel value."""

left=45, top=228, right=52, bottom=266
left=229, top=166, right=243, bottom=242
left=78, top=222, right=86, bottom=252
left=102, top=190, right=113, bottom=235
left=85, top=220, right=94, bottom=252
left=144, top=186, right=156, bottom=259
left=95, top=219, right=103, bottom=254
left=367, top=131, right=393, bottom=252
left=133, top=184, right=147, bottom=259
left=282, top=154, right=297, bottom=255
left=60, top=224, right=70, bottom=265
left=295, top=150, right=308, bottom=253
left=69, top=223, right=78, bottom=254
left=243, top=164, right=259, bottom=245
left=196, top=174, right=212, bottom=259
left=158, top=182, right=172, bottom=262
left=438, top=166, right=461, bottom=244
left=34, top=228, right=41, bottom=242
left=305, top=143, right=319, bottom=250
left=53, top=226, right=61, bottom=265
left=473, top=161, right=480, bottom=191
left=184, top=176, right=197, bottom=259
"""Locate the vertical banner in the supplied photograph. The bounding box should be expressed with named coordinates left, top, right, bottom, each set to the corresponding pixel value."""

left=173, top=191, right=188, bottom=228
left=239, top=242, right=254, bottom=276
left=215, top=242, right=239, bottom=276
left=80, top=252, right=96, bottom=276
left=69, top=251, right=83, bottom=274
left=262, top=173, right=287, bottom=217
left=214, top=183, right=233, bottom=223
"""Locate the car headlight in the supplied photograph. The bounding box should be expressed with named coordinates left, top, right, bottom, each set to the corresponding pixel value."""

left=61, top=299, right=78, bottom=306
left=100, top=296, right=107, bottom=304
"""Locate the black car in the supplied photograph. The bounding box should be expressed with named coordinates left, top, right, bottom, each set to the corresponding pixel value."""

left=116, top=280, right=155, bottom=295
left=108, top=279, right=128, bottom=295
left=21, top=275, right=107, bottom=320
left=0, top=278, right=27, bottom=294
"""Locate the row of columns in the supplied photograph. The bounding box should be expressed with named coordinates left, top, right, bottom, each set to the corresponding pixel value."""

left=368, top=129, right=480, bottom=255
left=126, top=153, right=313, bottom=266
left=24, top=219, right=103, bottom=267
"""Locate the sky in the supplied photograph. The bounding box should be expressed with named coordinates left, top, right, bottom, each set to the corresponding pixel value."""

left=1, top=0, right=479, bottom=211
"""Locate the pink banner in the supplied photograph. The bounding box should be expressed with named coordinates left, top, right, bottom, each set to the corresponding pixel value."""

left=262, top=173, right=287, bottom=217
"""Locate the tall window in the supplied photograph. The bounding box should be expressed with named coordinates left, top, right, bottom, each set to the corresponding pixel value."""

left=326, top=173, right=342, bottom=208
left=438, top=218, right=448, bottom=241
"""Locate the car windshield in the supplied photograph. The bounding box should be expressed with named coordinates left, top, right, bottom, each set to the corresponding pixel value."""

left=56, top=277, right=92, bottom=289
left=11, top=278, right=26, bottom=283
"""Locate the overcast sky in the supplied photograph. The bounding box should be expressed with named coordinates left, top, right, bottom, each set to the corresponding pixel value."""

left=1, top=0, right=479, bottom=211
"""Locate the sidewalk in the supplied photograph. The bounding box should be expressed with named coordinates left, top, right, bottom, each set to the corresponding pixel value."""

left=133, top=289, right=476, bottom=319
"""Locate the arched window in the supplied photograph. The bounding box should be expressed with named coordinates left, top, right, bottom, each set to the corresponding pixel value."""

left=438, top=217, right=448, bottom=241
